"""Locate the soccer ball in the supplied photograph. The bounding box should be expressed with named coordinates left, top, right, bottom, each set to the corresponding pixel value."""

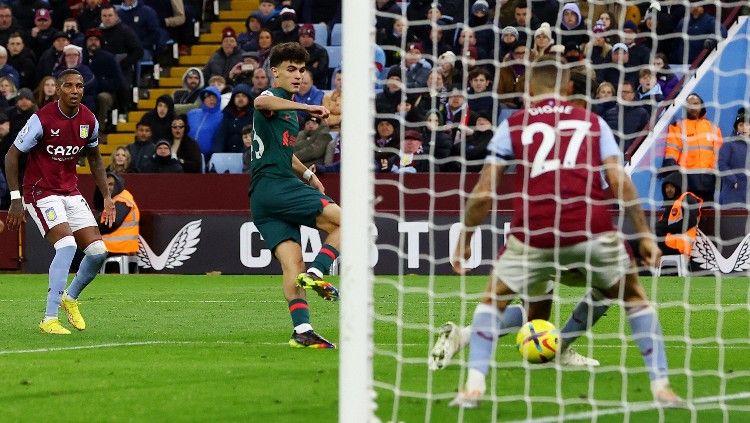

left=516, top=319, right=559, bottom=363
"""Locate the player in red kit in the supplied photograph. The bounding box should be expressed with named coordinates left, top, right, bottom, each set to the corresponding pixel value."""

left=448, top=57, right=683, bottom=408
left=5, top=69, right=115, bottom=335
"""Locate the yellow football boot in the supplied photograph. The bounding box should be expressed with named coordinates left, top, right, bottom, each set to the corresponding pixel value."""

left=61, top=292, right=86, bottom=331
left=39, top=318, right=71, bottom=335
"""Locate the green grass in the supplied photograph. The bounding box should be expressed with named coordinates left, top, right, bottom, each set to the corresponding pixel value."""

left=0, top=275, right=748, bottom=422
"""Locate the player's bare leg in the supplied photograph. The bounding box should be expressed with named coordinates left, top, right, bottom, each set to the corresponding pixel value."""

left=276, top=240, right=335, bottom=349
left=296, top=204, right=341, bottom=301
left=450, top=275, right=516, bottom=408
left=601, top=267, right=685, bottom=407
left=39, top=223, right=77, bottom=335
left=61, top=226, right=108, bottom=331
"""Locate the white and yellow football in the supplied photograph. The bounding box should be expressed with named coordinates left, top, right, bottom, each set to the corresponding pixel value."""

left=516, top=319, right=559, bottom=363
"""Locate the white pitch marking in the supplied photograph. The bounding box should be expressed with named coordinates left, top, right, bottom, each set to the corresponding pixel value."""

left=508, top=391, right=750, bottom=423
left=0, top=340, right=248, bottom=355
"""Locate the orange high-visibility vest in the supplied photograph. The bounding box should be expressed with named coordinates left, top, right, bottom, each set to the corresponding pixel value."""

left=664, top=192, right=703, bottom=255
left=102, top=189, right=140, bottom=254
left=664, top=118, right=723, bottom=170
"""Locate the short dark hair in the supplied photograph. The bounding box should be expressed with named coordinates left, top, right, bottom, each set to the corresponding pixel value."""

left=8, top=32, right=23, bottom=41
left=269, top=42, right=310, bottom=68
left=136, top=119, right=151, bottom=128
left=621, top=80, right=637, bottom=91
left=468, top=67, right=491, bottom=81
left=56, top=69, right=83, bottom=85
left=241, top=124, right=253, bottom=135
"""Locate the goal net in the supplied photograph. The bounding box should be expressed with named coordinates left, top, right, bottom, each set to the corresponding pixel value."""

left=340, top=1, right=750, bottom=422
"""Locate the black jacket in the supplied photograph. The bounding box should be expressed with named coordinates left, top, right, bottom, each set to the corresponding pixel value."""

left=304, top=43, right=329, bottom=89
left=140, top=155, right=184, bottom=173
left=93, top=172, right=132, bottom=234
left=83, top=48, right=124, bottom=95
left=140, top=95, right=176, bottom=143
left=8, top=48, right=36, bottom=88
left=655, top=171, right=700, bottom=253
left=213, top=84, right=253, bottom=154
left=127, top=139, right=155, bottom=173
left=100, top=21, right=144, bottom=71
left=604, top=104, right=650, bottom=152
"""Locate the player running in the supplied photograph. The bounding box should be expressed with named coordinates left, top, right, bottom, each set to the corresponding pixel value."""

left=5, top=69, right=114, bottom=334
left=250, top=42, right=341, bottom=349
left=447, top=57, right=683, bottom=408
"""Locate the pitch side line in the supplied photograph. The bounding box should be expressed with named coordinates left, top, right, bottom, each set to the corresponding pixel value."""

left=0, top=340, right=248, bottom=355
left=508, top=391, right=750, bottom=423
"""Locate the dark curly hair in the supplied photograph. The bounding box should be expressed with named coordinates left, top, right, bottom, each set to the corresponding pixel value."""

left=269, top=42, right=310, bottom=68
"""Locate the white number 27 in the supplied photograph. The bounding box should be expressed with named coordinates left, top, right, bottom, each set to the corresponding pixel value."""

left=521, top=120, right=592, bottom=178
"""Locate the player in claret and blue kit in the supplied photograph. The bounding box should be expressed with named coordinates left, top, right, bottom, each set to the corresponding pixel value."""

left=5, top=69, right=115, bottom=335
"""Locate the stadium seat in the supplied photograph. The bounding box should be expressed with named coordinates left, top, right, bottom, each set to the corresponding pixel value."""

left=655, top=254, right=689, bottom=277
left=330, top=23, right=343, bottom=46
left=326, top=46, right=342, bottom=71
left=100, top=255, right=139, bottom=274
left=208, top=153, right=244, bottom=174
left=313, top=23, right=328, bottom=46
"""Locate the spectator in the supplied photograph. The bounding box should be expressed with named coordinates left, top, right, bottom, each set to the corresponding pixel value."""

left=597, top=10, right=618, bottom=44
left=238, top=12, right=262, bottom=53
left=405, top=0, right=433, bottom=41
left=94, top=172, right=141, bottom=257
left=662, top=93, right=723, bottom=203
left=531, top=23, right=555, bottom=60
left=29, top=8, right=57, bottom=59
left=33, top=76, right=58, bottom=108
left=558, top=2, right=588, bottom=48
left=598, top=43, right=639, bottom=88
left=443, top=90, right=477, bottom=144
left=241, top=124, right=253, bottom=173
left=462, top=111, right=494, bottom=172
left=0, top=46, right=20, bottom=88
left=374, top=118, right=399, bottom=167
left=581, top=20, right=611, bottom=66
left=436, top=51, right=458, bottom=90
left=654, top=171, right=702, bottom=257
left=637, top=68, right=664, bottom=118
left=248, top=67, right=270, bottom=102
left=99, top=5, right=143, bottom=122
left=467, top=0, right=493, bottom=53
left=375, top=0, right=401, bottom=39
left=117, top=0, right=168, bottom=53
left=144, top=0, right=194, bottom=56
left=641, top=3, right=679, bottom=62
left=187, top=86, right=223, bottom=157
left=401, top=42, right=430, bottom=89
left=254, top=0, right=280, bottom=30
left=273, top=8, right=299, bottom=44
left=593, top=81, right=616, bottom=116
left=168, top=115, right=203, bottom=173
left=653, top=53, right=679, bottom=99
left=675, top=4, right=727, bottom=65
left=127, top=120, right=155, bottom=173
left=453, top=27, right=488, bottom=63
left=82, top=27, right=124, bottom=131
left=140, top=140, right=184, bottom=173
left=604, top=80, right=649, bottom=152
left=466, top=67, right=496, bottom=117
left=512, top=1, right=541, bottom=45
left=422, top=109, right=452, bottom=168
left=422, top=27, right=451, bottom=59
left=62, top=18, right=85, bottom=47
left=7, top=88, right=37, bottom=142
left=213, top=84, right=252, bottom=154
left=0, top=75, right=18, bottom=108
left=375, top=66, right=402, bottom=114
left=499, top=26, right=519, bottom=60
left=6, top=33, right=35, bottom=89
left=294, top=115, right=332, bottom=167
left=256, top=29, right=274, bottom=67
left=717, top=108, right=749, bottom=207
left=0, top=5, right=21, bottom=48
left=377, top=17, right=416, bottom=68
left=412, top=70, right=448, bottom=115
left=497, top=42, right=527, bottom=109
left=78, top=0, right=104, bottom=32
left=322, top=70, right=342, bottom=130
left=141, top=95, right=176, bottom=143
left=207, top=74, right=232, bottom=109
left=395, top=97, right=424, bottom=124
left=203, top=27, right=243, bottom=81
left=228, top=51, right=260, bottom=86
left=38, top=31, right=70, bottom=80
left=53, top=44, right=98, bottom=111
left=107, top=146, right=132, bottom=175
left=620, top=20, right=650, bottom=68
left=173, top=67, right=204, bottom=108
left=0, top=111, right=11, bottom=172
left=385, top=129, right=429, bottom=173
left=298, top=24, right=328, bottom=89
left=294, top=69, right=324, bottom=122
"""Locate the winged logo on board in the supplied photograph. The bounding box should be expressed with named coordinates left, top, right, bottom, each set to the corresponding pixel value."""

left=137, top=220, right=202, bottom=270
left=691, top=229, right=750, bottom=273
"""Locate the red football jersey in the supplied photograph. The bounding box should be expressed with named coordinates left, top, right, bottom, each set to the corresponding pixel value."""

left=14, top=101, right=99, bottom=201
left=487, top=98, right=622, bottom=248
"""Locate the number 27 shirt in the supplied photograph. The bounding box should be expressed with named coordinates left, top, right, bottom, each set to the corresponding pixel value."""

left=486, top=99, right=621, bottom=248
left=13, top=101, right=99, bottom=202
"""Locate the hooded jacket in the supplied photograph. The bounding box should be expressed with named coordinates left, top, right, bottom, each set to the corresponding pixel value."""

left=141, top=95, right=176, bottom=142
left=238, top=14, right=260, bottom=52
left=717, top=132, right=749, bottom=207
left=558, top=3, right=588, bottom=47
left=655, top=171, right=701, bottom=255
left=118, top=0, right=169, bottom=49
left=213, top=84, right=253, bottom=154
left=187, top=86, right=224, bottom=155
left=93, top=172, right=133, bottom=236
left=174, top=67, right=205, bottom=105
left=203, top=44, right=243, bottom=80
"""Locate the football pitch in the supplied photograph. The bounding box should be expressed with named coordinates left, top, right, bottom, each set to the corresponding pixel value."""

left=0, top=274, right=748, bottom=422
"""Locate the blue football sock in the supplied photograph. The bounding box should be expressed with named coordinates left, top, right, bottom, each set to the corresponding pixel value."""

left=46, top=237, right=77, bottom=317
left=67, top=245, right=107, bottom=299
left=560, top=289, right=610, bottom=350
left=468, top=304, right=523, bottom=375
left=628, top=306, right=668, bottom=381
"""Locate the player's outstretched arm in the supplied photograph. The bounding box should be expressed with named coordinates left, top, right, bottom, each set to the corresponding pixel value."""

left=86, top=146, right=115, bottom=227
left=254, top=93, right=330, bottom=119
left=4, top=145, right=26, bottom=231
left=292, top=154, right=324, bottom=193
left=603, top=156, right=661, bottom=267
left=452, top=162, right=506, bottom=274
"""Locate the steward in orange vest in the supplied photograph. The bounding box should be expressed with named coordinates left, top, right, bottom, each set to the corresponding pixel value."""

left=655, top=172, right=702, bottom=256
left=96, top=173, right=140, bottom=254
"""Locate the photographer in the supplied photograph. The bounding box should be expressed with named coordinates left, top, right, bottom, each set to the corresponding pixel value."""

left=228, top=51, right=259, bottom=87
